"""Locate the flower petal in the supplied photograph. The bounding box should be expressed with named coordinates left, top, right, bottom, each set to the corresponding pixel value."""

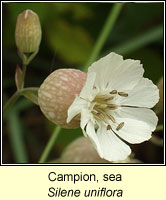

left=119, top=78, right=159, bottom=108
left=67, top=72, right=98, bottom=124
left=112, top=107, right=158, bottom=144
left=88, top=52, right=144, bottom=91
left=86, top=121, right=103, bottom=157
left=67, top=96, right=85, bottom=123
left=80, top=72, right=97, bottom=101
left=96, top=125, right=131, bottom=161
left=85, top=122, right=131, bottom=161
left=80, top=108, right=92, bottom=137
left=88, top=53, right=123, bottom=90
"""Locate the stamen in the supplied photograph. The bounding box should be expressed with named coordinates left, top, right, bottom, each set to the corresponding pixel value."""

left=95, top=98, right=108, bottom=108
left=95, top=102, right=107, bottom=109
left=92, top=110, right=99, bottom=115
left=96, top=113, right=108, bottom=124
left=104, top=96, right=114, bottom=101
left=107, top=125, right=112, bottom=130
left=118, top=92, right=128, bottom=97
left=95, top=95, right=114, bottom=101
left=106, top=114, right=116, bottom=123
left=108, top=104, right=118, bottom=110
left=110, top=90, right=117, bottom=94
left=116, top=122, right=124, bottom=131
left=92, top=92, right=119, bottom=125
left=95, top=107, right=105, bottom=114
left=92, top=108, right=108, bottom=124
left=80, top=96, right=91, bottom=102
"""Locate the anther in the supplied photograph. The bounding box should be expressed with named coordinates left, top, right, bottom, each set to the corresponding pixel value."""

left=116, top=122, right=124, bottom=131
left=92, top=110, right=99, bottom=115
left=108, top=104, right=118, bottom=110
left=118, top=92, right=128, bottom=97
left=110, top=90, right=117, bottom=94
left=107, top=125, right=112, bottom=130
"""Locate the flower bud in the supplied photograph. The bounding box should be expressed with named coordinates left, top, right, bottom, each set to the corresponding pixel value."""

left=38, top=69, right=87, bottom=129
left=15, top=9, right=42, bottom=53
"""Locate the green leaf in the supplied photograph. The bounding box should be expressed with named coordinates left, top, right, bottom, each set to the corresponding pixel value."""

left=55, top=3, right=93, bottom=20
left=111, top=24, right=163, bottom=56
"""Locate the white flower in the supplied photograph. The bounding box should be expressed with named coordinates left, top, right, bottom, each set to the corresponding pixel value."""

left=67, top=52, right=159, bottom=162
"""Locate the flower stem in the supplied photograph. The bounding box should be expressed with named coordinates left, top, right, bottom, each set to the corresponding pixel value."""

left=3, top=91, right=20, bottom=113
left=83, top=3, right=124, bottom=72
left=3, top=87, right=39, bottom=113
left=38, top=126, right=61, bottom=163
left=8, top=108, right=29, bottom=163
left=4, top=59, right=30, bottom=113
left=21, top=63, right=27, bottom=88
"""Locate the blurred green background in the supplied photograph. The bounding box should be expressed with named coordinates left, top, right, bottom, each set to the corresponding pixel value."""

left=2, top=2, right=164, bottom=164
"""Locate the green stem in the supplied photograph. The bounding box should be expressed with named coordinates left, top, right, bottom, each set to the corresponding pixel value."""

left=3, top=87, right=39, bottom=113
left=38, top=126, right=61, bottom=163
left=3, top=91, right=21, bottom=113
left=26, top=48, right=39, bottom=65
left=21, top=63, right=27, bottom=88
left=8, top=109, right=29, bottom=163
left=83, top=3, right=124, bottom=72
left=4, top=49, right=34, bottom=112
